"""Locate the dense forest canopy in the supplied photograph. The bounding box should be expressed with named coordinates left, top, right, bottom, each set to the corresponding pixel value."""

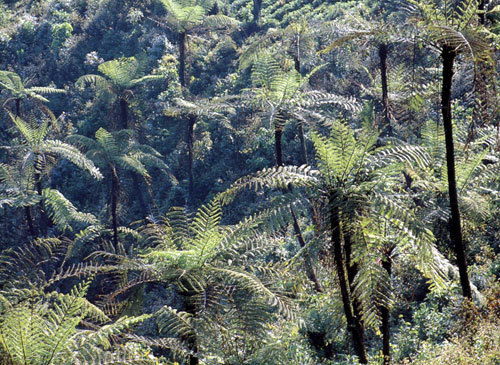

left=1, top=0, right=500, bottom=363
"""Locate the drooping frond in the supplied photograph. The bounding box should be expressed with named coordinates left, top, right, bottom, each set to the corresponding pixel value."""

left=218, top=165, right=318, bottom=205
left=42, top=188, right=98, bottom=231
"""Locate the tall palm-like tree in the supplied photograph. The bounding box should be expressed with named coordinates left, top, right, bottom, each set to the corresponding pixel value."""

left=408, top=0, right=496, bottom=300
left=165, top=95, right=235, bottom=200
left=68, top=128, right=172, bottom=248
left=157, top=0, right=239, bottom=88
left=77, top=57, right=163, bottom=130
left=247, top=55, right=360, bottom=166
left=240, top=19, right=319, bottom=164
left=0, top=113, right=102, bottom=237
left=0, top=71, right=66, bottom=118
left=221, top=121, right=450, bottom=363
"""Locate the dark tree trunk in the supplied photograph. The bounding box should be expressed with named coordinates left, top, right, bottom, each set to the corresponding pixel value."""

left=381, top=249, right=393, bottom=365
left=182, top=292, right=199, bottom=365
left=344, top=229, right=366, bottom=356
left=275, top=124, right=283, bottom=167
left=34, top=171, right=50, bottom=236
left=478, top=0, right=485, bottom=25
left=441, top=46, right=472, bottom=300
left=111, top=167, right=120, bottom=248
left=290, top=207, right=322, bottom=292
left=119, top=98, right=128, bottom=130
left=179, top=32, right=186, bottom=88
left=294, top=55, right=301, bottom=75
left=330, top=199, right=368, bottom=363
left=15, top=98, right=21, bottom=118
left=252, top=0, right=262, bottom=30
left=298, top=120, right=308, bottom=165
left=25, top=206, right=36, bottom=238
left=187, top=115, right=196, bottom=198
left=378, top=43, right=392, bottom=137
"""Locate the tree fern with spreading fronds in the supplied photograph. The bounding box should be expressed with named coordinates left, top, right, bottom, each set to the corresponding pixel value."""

left=0, top=70, right=66, bottom=118
left=0, top=278, right=158, bottom=365
left=245, top=54, right=360, bottom=166
left=220, top=120, right=454, bottom=363
left=68, top=128, right=173, bottom=248
left=156, top=0, right=240, bottom=88
left=94, top=196, right=298, bottom=365
left=406, top=0, right=497, bottom=299
left=77, top=56, right=164, bottom=130
left=0, top=113, right=101, bottom=237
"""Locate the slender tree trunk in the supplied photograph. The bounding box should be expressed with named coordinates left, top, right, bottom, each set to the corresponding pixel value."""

left=479, top=0, right=485, bottom=25
left=294, top=55, right=301, bottom=75
left=179, top=32, right=186, bottom=88
left=275, top=124, right=283, bottom=167
left=15, top=98, right=21, bottom=118
left=187, top=115, right=195, bottom=199
left=378, top=43, right=392, bottom=137
left=25, top=206, right=36, bottom=238
left=34, top=171, right=50, bottom=236
left=252, top=0, right=262, bottom=31
left=381, top=248, right=393, bottom=365
left=330, top=198, right=368, bottom=363
left=181, top=291, right=199, bottom=365
left=290, top=207, right=322, bottom=292
left=119, top=98, right=128, bottom=130
left=111, top=167, right=120, bottom=248
left=344, top=229, right=366, bottom=357
left=441, top=46, right=472, bottom=300
left=298, top=120, right=308, bottom=165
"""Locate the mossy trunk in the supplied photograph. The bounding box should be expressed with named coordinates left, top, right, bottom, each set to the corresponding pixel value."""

left=441, top=45, right=472, bottom=300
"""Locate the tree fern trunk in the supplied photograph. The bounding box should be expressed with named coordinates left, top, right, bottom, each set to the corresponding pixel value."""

left=111, top=167, right=120, bottom=248
left=344, top=230, right=366, bottom=358
left=187, top=115, right=195, bottom=199
left=479, top=0, right=485, bottom=25
left=179, top=32, right=186, bottom=88
left=252, top=0, right=262, bottom=31
left=381, top=250, right=392, bottom=365
left=25, top=206, right=36, bottom=238
left=15, top=98, right=21, bottom=118
left=290, top=207, right=322, bottom=292
left=34, top=171, right=50, bottom=236
left=298, top=121, right=308, bottom=165
left=330, top=199, right=368, bottom=363
left=119, top=98, right=128, bottom=130
left=441, top=45, right=472, bottom=300
left=378, top=43, right=392, bottom=137
left=275, top=124, right=283, bottom=167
